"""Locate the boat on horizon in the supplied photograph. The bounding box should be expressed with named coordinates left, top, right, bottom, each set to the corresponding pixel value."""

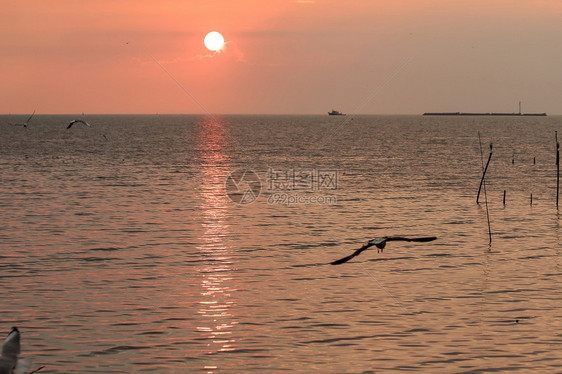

left=328, top=110, right=345, bottom=116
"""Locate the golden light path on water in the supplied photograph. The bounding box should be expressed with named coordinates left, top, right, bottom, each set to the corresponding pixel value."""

left=194, top=117, right=238, bottom=370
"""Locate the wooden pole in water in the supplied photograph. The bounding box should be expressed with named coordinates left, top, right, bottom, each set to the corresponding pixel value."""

left=477, top=133, right=493, bottom=245
left=554, top=131, right=560, bottom=208
left=477, top=144, right=493, bottom=204
left=503, top=190, right=506, bottom=205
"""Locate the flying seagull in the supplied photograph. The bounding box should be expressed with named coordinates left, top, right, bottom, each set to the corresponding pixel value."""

left=66, top=119, right=91, bottom=129
left=0, top=327, right=43, bottom=374
left=330, top=236, right=437, bottom=265
left=0, top=327, right=20, bottom=373
left=10, top=110, right=35, bottom=128
left=0, top=327, right=29, bottom=374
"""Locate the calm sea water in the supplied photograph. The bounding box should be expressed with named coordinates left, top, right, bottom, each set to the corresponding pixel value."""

left=1, top=114, right=561, bottom=373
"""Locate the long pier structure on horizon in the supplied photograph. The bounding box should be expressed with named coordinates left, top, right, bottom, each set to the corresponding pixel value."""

left=423, top=101, right=547, bottom=117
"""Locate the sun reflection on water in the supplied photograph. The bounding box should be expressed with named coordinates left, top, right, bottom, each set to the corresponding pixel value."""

left=194, top=118, right=238, bottom=360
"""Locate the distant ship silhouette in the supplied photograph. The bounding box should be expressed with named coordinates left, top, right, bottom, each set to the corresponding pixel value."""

left=328, top=110, right=345, bottom=116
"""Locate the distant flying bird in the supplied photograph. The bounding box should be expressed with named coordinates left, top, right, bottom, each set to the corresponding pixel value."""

left=66, top=119, right=91, bottom=129
left=0, top=327, right=40, bottom=374
left=330, top=236, right=437, bottom=265
left=10, top=110, right=35, bottom=128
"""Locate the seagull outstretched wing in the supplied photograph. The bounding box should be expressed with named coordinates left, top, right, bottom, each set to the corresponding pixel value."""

left=330, top=241, right=373, bottom=265
left=25, top=110, right=36, bottom=125
left=1, top=327, right=20, bottom=361
left=0, top=327, right=41, bottom=374
left=66, top=119, right=91, bottom=129
left=10, top=110, right=35, bottom=127
left=383, top=236, right=438, bottom=244
left=0, top=327, right=21, bottom=372
left=330, top=236, right=437, bottom=265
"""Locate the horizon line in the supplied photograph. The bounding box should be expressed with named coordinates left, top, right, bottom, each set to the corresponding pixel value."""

left=0, top=112, right=558, bottom=116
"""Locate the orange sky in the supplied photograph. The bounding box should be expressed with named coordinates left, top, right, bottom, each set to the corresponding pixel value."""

left=2, top=0, right=561, bottom=114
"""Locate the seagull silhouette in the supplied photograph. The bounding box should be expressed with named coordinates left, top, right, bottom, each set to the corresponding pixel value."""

left=0, top=327, right=43, bottom=374
left=10, top=110, right=35, bottom=128
left=0, top=327, right=20, bottom=373
left=66, top=119, right=91, bottom=129
left=330, top=236, right=437, bottom=265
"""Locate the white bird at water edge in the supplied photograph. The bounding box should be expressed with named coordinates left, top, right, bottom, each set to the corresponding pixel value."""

left=330, top=236, right=437, bottom=265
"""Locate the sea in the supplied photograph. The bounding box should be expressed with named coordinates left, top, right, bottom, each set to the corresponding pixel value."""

left=1, top=114, right=561, bottom=373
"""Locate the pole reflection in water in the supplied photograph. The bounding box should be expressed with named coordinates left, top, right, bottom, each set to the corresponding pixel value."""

left=194, top=118, right=238, bottom=361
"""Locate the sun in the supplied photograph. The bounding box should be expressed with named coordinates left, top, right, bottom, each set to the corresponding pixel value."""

left=204, top=31, right=225, bottom=52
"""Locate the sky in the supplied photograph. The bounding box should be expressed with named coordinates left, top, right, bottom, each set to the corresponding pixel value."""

left=1, top=0, right=562, bottom=115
